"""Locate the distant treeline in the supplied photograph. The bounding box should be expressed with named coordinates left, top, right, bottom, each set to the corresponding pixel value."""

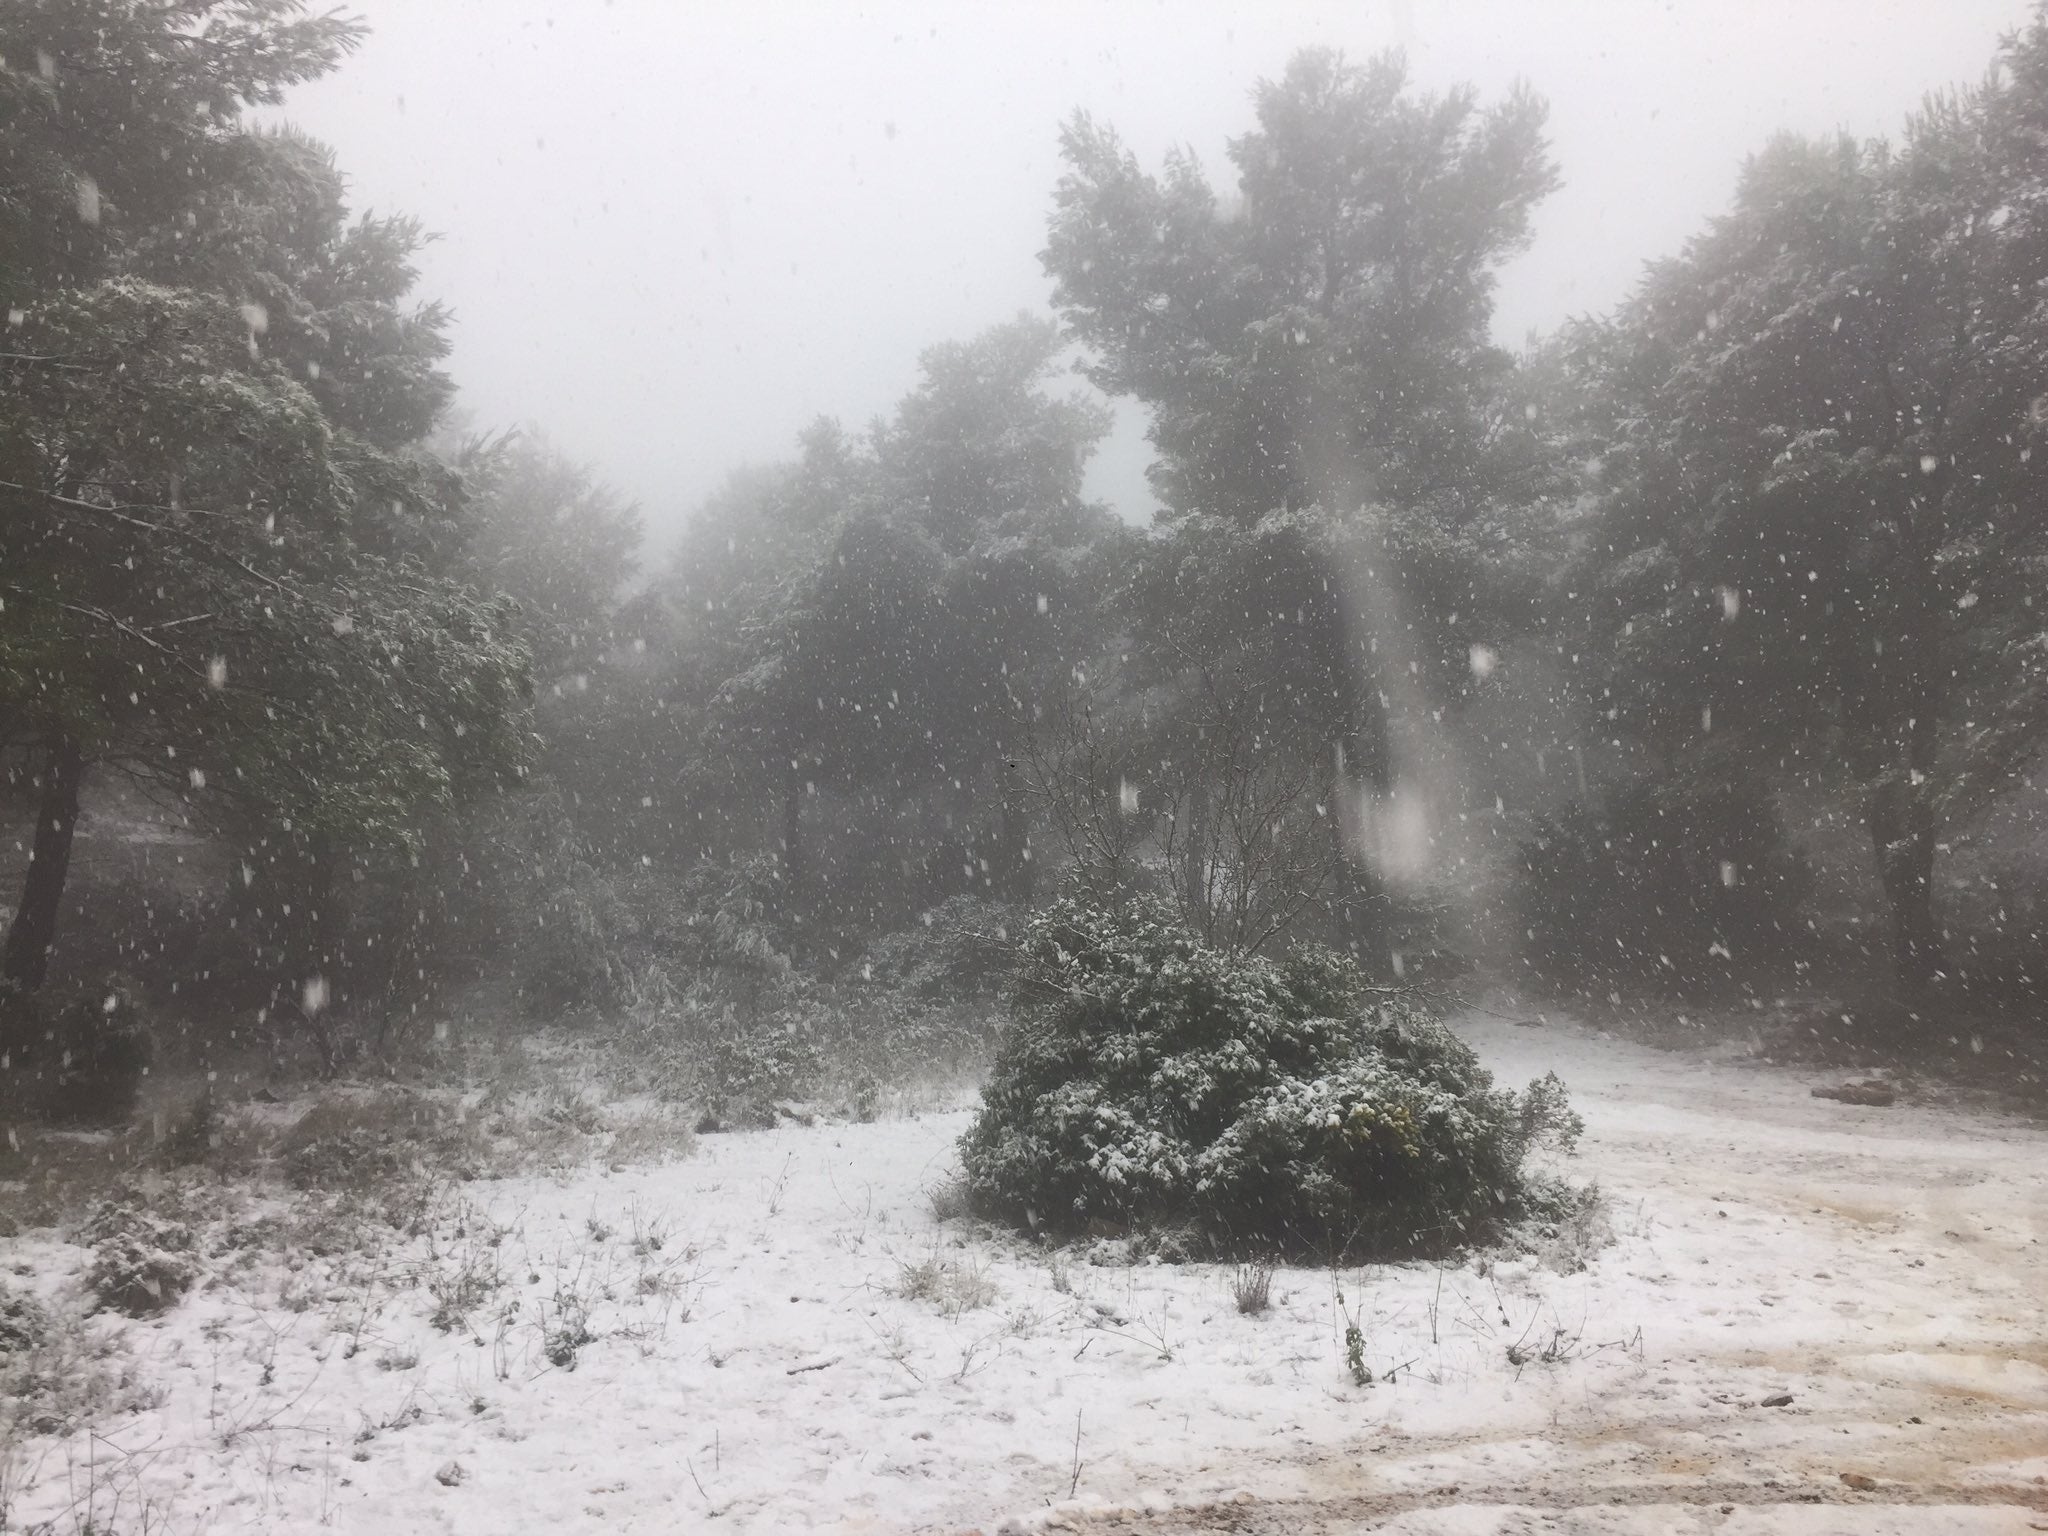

left=6, top=2, right=2048, bottom=1068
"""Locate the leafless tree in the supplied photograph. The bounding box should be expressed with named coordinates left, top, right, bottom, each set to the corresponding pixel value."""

left=1156, top=642, right=1340, bottom=954
left=1002, top=667, right=1156, bottom=894
left=1007, top=646, right=1340, bottom=956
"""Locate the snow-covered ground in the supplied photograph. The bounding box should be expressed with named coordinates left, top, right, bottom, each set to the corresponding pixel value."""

left=6, top=1013, right=2046, bottom=1534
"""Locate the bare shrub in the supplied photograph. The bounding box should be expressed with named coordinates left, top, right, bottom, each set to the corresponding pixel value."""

left=1231, top=1259, right=1276, bottom=1316
left=543, top=1300, right=596, bottom=1369
left=895, top=1244, right=998, bottom=1317
left=0, top=1281, right=161, bottom=1443
left=926, top=1176, right=971, bottom=1223
left=277, top=1088, right=483, bottom=1191
left=426, top=1247, right=504, bottom=1334
left=1520, top=1182, right=1614, bottom=1275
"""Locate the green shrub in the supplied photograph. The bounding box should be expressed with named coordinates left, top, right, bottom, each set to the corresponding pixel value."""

left=624, top=966, right=824, bottom=1130
left=80, top=1201, right=199, bottom=1316
left=960, top=895, right=1580, bottom=1257
left=671, top=983, right=826, bottom=1129
left=620, top=856, right=825, bottom=1127
left=518, top=861, right=700, bottom=1017
left=521, top=864, right=637, bottom=1014
left=830, top=985, right=1001, bottom=1084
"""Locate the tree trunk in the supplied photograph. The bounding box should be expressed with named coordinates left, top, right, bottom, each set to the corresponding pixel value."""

left=1170, top=779, right=1204, bottom=934
left=1868, top=486, right=1949, bottom=994
left=996, top=758, right=1033, bottom=902
left=1868, top=777, right=1946, bottom=991
left=302, top=833, right=348, bottom=1073
left=780, top=762, right=806, bottom=893
left=2, top=734, right=85, bottom=993
left=1325, top=737, right=1393, bottom=973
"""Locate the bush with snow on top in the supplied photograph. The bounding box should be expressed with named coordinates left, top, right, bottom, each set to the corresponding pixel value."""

left=962, top=895, right=1582, bottom=1258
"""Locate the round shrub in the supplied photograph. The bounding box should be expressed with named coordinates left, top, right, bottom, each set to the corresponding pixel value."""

left=0, top=1283, right=51, bottom=1357
left=79, top=1202, right=198, bottom=1317
left=960, top=896, right=1580, bottom=1257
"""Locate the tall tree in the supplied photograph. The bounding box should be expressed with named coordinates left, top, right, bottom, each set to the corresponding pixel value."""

left=1041, top=49, right=1560, bottom=950
left=1, top=0, right=363, bottom=307
left=0, top=2, right=532, bottom=1009
left=459, top=432, right=642, bottom=678
left=1565, top=11, right=2048, bottom=988
left=667, top=317, right=1120, bottom=926
left=0, top=277, right=530, bottom=997
left=1044, top=48, right=1556, bottom=532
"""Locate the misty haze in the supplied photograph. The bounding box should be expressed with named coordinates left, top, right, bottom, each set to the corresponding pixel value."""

left=1, top=3, right=2045, bottom=1532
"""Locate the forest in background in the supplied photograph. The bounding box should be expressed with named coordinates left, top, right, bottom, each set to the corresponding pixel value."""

left=6, top=0, right=2048, bottom=1112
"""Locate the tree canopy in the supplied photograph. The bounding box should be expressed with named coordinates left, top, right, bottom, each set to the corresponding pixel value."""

left=1560, top=13, right=2048, bottom=985
left=0, top=1, right=530, bottom=1003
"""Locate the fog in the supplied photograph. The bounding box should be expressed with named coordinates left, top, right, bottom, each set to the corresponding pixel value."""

left=11, top=3, right=2048, bottom=1525
left=286, top=0, right=2020, bottom=540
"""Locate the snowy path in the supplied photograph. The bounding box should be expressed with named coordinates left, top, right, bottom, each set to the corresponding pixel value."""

left=9, top=1014, right=2046, bottom=1534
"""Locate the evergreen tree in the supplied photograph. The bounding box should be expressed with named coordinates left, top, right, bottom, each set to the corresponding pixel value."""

left=1564, top=13, right=2048, bottom=989
left=1041, top=50, right=1562, bottom=954
left=0, top=3, right=532, bottom=1017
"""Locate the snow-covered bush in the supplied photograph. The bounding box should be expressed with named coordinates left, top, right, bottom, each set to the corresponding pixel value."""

left=0, top=1284, right=50, bottom=1358
left=278, top=1090, right=484, bottom=1191
left=626, top=970, right=824, bottom=1130
left=662, top=980, right=826, bottom=1130
left=520, top=862, right=642, bottom=1015
left=961, top=896, right=1581, bottom=1257
left=612, top=857, right=822, bottom=1127
left=0, top=1278, right=160, bottom=1439
left=80, top=1203, right=198, bottom=1317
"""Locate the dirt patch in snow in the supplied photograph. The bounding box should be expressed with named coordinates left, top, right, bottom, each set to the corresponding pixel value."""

left=1535, top=984, right=2048, bottom=1117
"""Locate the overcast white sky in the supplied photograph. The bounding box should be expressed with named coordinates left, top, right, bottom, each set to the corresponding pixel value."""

left=285, top=0, right=2027, bottom=545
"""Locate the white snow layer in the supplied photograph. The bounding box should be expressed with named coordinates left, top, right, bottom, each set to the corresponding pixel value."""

left=4, top=1014, right=2045, bottom=1534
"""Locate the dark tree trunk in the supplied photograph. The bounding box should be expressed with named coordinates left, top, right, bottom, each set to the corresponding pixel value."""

left=2, top=734, right=85, bottom=993
left=310, top=833, right=346, bottom=986
left=1868, top=778, right=1946, bottom=991
left=1868, top=490, right=1949, bottom=994
left=1325, top=726, right=1394, bottom=971
left=777, top=762, right=809, bottom=966
left=780, top=762, right=806, bottom=893
left=301, top=833, right=348, bottom=1073
left=1324, top=830, right=1390, bottom=972
left=1178, top=781, right=1210, bottom=937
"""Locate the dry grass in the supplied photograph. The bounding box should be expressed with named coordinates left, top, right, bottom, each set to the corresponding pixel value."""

left=925, top=1175, right=972, bottom=1223
left=895, top=1243, right=999, bottom=1318
left=1231, top=1259, right=1276, bottom=1316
